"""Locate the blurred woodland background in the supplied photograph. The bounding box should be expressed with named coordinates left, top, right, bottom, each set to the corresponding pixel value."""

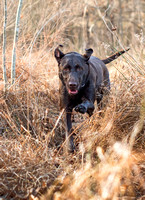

left=0, top=0, right=145, bottom=200
left=0, top=0, right=145, bottom=54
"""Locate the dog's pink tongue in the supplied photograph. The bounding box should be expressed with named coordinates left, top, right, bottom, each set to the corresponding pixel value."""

left=69, top=90, right=78, bottom=94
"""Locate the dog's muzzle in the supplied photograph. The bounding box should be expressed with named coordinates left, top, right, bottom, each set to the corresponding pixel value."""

left=68, top=81, right=78, bottom=95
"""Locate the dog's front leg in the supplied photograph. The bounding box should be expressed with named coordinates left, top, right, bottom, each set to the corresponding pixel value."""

left=75, top=99, right=94, bottom=116
left=75, top=84, right=95, bottom=116
left=65, top=109, right=75, bottom=152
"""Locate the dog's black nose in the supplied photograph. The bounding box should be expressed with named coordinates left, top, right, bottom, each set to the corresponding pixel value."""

left=69, top=82, right=77, bottom=87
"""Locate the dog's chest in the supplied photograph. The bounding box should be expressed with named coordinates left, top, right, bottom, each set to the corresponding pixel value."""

left=60, top=87, right=84, bottom=109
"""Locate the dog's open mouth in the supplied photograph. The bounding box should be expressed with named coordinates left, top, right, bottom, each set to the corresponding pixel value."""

left=68, top=89, right=78, bottom=95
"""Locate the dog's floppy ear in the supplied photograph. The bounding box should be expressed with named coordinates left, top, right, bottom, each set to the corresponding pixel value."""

left=83, top=48, right=93, bottom=61
left=54, top=45, right=65, bottom=64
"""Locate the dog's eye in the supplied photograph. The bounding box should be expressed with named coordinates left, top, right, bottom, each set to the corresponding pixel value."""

left=63, top=67, right=70, bottom=73
left=76, top=65, right=83, bottom=71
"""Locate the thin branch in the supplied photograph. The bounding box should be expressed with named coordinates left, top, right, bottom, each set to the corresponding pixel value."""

left=29, top=9, right=69, bottom=67
left=47, top=108, right=65, bottom=140
left=95, top=0, right=125, bottom=50
left=11, top=0, right=23, bottom=85
left=2, top=0, right=8, bottom=90
left=95, top=0, right=145, bottom=75
left=129, top=95, right=145, bottom=149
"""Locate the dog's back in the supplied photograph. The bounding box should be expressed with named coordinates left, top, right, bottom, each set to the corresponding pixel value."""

left=89, top=56, right=110, bottom=95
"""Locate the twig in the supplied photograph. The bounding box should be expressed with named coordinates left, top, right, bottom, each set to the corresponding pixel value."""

left=95, top=0, right=144, bottom=75
left=11, top=0, right=23, bottom=85
left=29, top=9, right=69, bottom=69
left=95, top=0, right=125, bottom=50
left=50, top=108, right=65, bottom=137
left=46, top=108, right=65, bottom=143
left=2, top=0, right=8, bottom=90
left=129, top=95, right=145, bottom=149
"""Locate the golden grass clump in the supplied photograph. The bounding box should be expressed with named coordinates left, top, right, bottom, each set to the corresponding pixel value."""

left=40, top=143, right=145, bottom=200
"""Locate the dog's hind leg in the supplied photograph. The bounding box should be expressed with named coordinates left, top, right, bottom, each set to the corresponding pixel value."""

left=96, top=85, right=110, bottom=112
left=96, top=92, right=103, bottom=111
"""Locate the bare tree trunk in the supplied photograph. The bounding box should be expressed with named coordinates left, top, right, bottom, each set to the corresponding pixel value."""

left=95, top=0, right=125, bottom=50
left=118, top=0, right=123, bottom=40
left=11, top=0, right=23, bottom=85
left=2, top=0, right=7, bottom=91
left=106, top=0, right=115, bottom=47
left=83, top=6, right=90, bottom=49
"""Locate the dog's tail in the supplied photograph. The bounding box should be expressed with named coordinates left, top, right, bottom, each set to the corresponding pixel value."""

left=102, top=47, right=130, bottom=64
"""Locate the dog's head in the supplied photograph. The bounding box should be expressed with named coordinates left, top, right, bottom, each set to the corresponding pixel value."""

left=54, top=45, right=93, bottom=95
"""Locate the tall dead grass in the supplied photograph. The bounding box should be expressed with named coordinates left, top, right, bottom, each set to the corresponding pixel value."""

left=0, top=0, right=145, bottom=199
left=0, top=47, right=145, bottom=199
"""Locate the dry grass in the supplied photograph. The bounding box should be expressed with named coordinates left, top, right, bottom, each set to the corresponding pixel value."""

left=0, top=0, right=145, bottom=199
left=0, top=47, right=145, bottom=199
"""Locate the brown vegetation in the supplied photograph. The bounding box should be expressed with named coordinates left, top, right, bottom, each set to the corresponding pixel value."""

left=0, top=0, right=145, bottom=199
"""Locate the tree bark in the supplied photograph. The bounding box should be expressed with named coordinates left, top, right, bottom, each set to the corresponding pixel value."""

left=11, top=0, right=23, bottom=85
left=2, top=0, right=8, bottom=90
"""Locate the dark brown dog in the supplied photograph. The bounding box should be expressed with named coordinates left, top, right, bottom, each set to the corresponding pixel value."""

left=54, top=46, right=129, bottom=152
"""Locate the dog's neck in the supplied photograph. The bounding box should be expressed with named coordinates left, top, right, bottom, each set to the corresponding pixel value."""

left=81, top=62, right=90, bottom=88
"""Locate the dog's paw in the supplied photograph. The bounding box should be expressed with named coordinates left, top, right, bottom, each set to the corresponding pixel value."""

left=68, top=141, right=75, bottom=153
left=66, top=139, right=75, bottom=153
left=74, top=104, right=87, bottom=114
